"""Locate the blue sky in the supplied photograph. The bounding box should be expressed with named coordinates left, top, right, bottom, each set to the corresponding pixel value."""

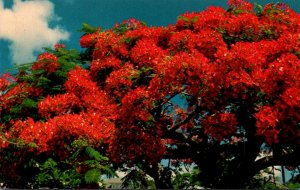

left=0, top=0, right=299, bottom=74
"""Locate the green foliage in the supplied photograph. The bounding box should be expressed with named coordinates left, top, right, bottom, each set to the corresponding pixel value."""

left=121, top=168, right=151, bottom=189
left=172, top=166, right=202, bottom=189
left=113, top=23, right=128, bottom=35
left=177, top=15, right=199, bottom=29
left=29, top=139, right=114, bottom=188
left=35, top=158, right=82, bottom=188
left=27, top=142, right=39, bottom=149
left=44, top=47, right=81, bottom=82
left=8, top=98, right=39, bottom=121
left=79, top=23, right=99, bottom=34
left=113, top=20, right=146, bottom=35
left=286, top=183, right=300, bottom=189
left=84, top=169, right=101, bottom=184
left=131, top=66, right=155, bottom=87
left=76, top=140, right=115, bottom=184
left=71, top=138, right=90, bottom=148
left=83, top=147, right=115, bottom=181
left=245, top=167, right=282, bottom=189
left=86, top=146, right=108, bottom=161
left=254, top=3, right=264, bottom=16
left=11, top=62, right=33, bottom=73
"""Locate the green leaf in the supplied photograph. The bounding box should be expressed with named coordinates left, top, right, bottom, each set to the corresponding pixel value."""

left=113, top=23, right=128, bottom=35
left=21, top=98, right=38, bottom=109
left=32, top=69, right=46, bottom=76
left=84, top=169, right=101, bottom=184
left=11, top=62, right=33, bottom=72
left=10, top=105, right=22, bottom=114
left=43, top=158, right=57, bottom=169
left=18, top=75, right=35, bottom=83
left=85, top=146, right=108, bottom=161
left=28, top=142, right=39, bottom=148
left=71, top=138, right=89, bottom=148
left=83, top=159, right=97, bottom=165
left=103, top=167, right=117, bottom=178
left=295, top=51, right=300, bottom=59
left=50, top=86, right=62, bottom=92
left=1, top=114, right=12, bottom=123
left=178, top=16, right=190, bottom=22
left=36, top=76, right=51, bottom=88
left=140, top=21, right=147, bottom=26
left=121, top=169, right=148, bottom=189
left=79, top=23, right=98, bottom=34
left=254, top=3, right=264, bottom=16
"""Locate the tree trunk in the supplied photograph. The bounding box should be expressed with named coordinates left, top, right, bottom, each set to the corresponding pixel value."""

left=143, top=163, right=173, bottom=189
left=193, top=135, right=264, bottom=188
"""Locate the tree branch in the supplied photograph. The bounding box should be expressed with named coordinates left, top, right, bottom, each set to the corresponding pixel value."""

left=0, top=136, right=19, bottom=145
left=163, top=146, right=192, bottom=159
left=168, top=97, right=201, bottom=134
left=253, top=150, right=300, bottom=176
left=151, top=91, right=182, bottom=113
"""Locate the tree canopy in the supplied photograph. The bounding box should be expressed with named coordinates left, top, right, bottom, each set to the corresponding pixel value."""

left=0, top=0, right=299, bottom=188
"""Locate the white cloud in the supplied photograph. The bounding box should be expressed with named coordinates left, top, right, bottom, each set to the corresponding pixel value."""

left=0, top=0, right=70, bottom=64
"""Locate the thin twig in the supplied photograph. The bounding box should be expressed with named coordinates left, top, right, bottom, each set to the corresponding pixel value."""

left=0, top=136, right=19, bottom=145
left=168, top=97, right=201, bottom=133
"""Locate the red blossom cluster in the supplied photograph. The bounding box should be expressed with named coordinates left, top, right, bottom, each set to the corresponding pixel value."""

left=78, top=0, right=300, bottom=162
left=54, top=43, right=66, bottom=51
left=38, top=93, right=80, bottom=118
left=32, top=52, right=60, bottom=74
left=255, top=106, right=280, bottom=144
left=203, top=113, right=238, bottom=141
left=228, top=0, right=253, bottom=12
left=0, top=73, right=13, bottom=92
left=12, top=112, right=114, bottom=153
left=27, top=66, right=117, bottom=153
left=79, top=28, right=101, bottom=48
left=0, top=83, right=28, bottom=111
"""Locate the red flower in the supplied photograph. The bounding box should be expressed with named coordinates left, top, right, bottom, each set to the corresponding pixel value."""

left=228, top=0, right=253, bottom=12
left=54, top=43, right=66, bottom=51
left=0, top=74, right=12, bottom=92
left=281, top=88, right=300, bottom=108
left=130, top=38, right=167, bottom=68
left=79, top=30, right=101, bottom=48
left=255, top=106, right=280, bottom=144
left=38, top=93, right=80, bottom=118
left=32, top=52, right=60, bottom=74
left=203, top=113, right=238, bottom=141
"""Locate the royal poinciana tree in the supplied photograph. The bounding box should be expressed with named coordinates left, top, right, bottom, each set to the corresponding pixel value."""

left=0, top=0, right=299, bottom=188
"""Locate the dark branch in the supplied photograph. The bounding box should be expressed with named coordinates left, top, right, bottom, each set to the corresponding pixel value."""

left=168, top=97, right=201, bottom=134
left=253, top=150, right=300, bottom=175
left=163, top=147, right=193, bottom=159
left=151, top=91, right=183, bottom=113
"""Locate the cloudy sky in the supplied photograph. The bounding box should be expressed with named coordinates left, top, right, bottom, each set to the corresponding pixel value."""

left=0, top=0, right=299, bottom=73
